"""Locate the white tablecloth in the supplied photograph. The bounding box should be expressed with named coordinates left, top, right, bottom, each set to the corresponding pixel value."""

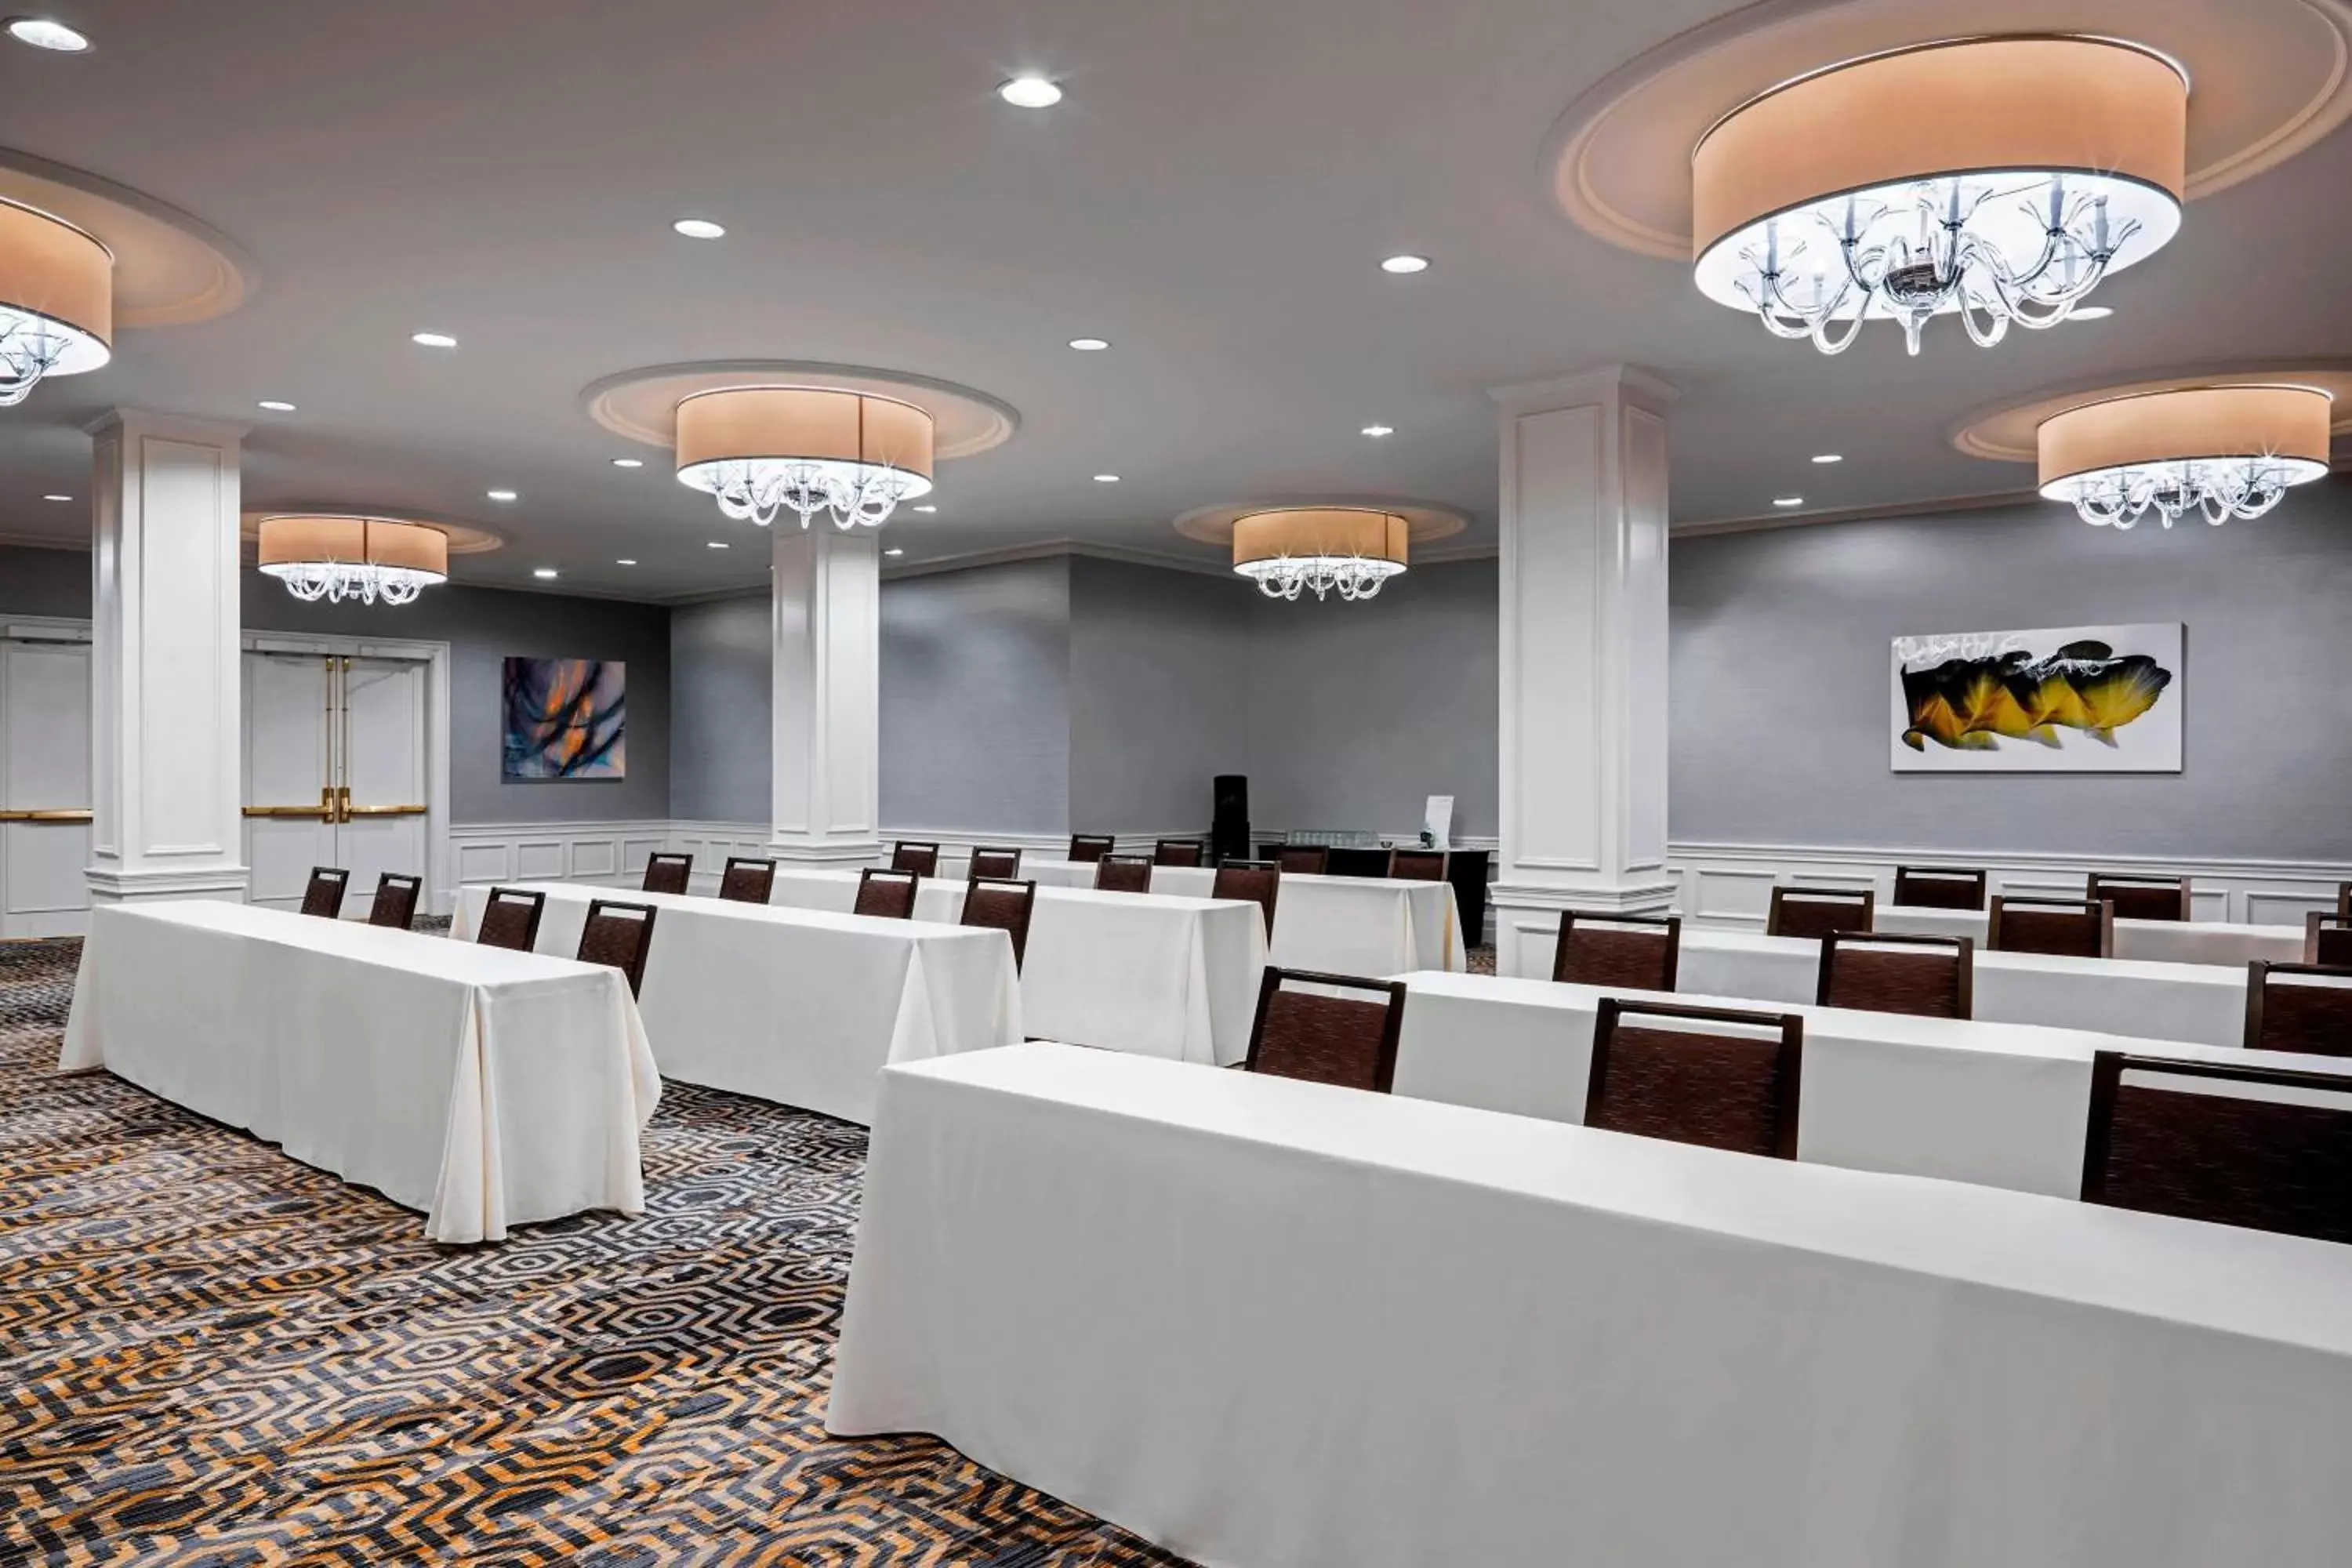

left=830, top=1044, right=2352, bottom=1568
left=764, top=868, right=1263, bottom=1064
left=1877, top=903, right=2306, bottom=967
left=457, top=883, right=1021, bottom=1125
left=1391, top=970, right=2352, bottom=1198
left=1679, top=927, right=2249, bottom=1047
left=62, top=901, right=659, bottom=1243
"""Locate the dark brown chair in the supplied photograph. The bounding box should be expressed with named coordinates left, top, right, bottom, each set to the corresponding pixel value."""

left=1891, top=866, right=1987, bottom=911
left=641, top=853, right=693, bottom=895
left=2087, top=872, right=2191, bottom=923
left=475, top=887, right=546, bottom=953
left=1586, top=999, right=1804, bottom=1160
left=891, top=841, right=941, bottom=876
left=2083, top=1051, right=2352, bottom=1246
left=853, top=867, right=921, bottom=920
left=716, top=856, right=775, bottom=904
left=969, top=847, right=1024, bottom=880
left=1765, top=885, right=1874, bottom=939
left=2307, top=913, right=2352, bottom=967
left=2340, top=882, right=2352, bottom=920
left=1817, top=932, right=1973, bottom=1019
left=367, top=873, right=423, bottom=931
left=1244, top=968, right=1408, bottom=1094
left=961, top=877, right=1038, bottom=968
left=1388, top=848, right=1448, bottom=882
left=1552, top=911, right=1680, bottom=993
left=2243, top=962, right=2352, bottom=1057
left=1213, top=860, right=1282, bottom=938
left=1152, top=839, right=1205, bottom=868
left=1987, top=895, right=2114, bottom=958
left=1069, top=834, right=1117, bottom=864
left=578, top=899, right=658, bottom=997
left=1276, top=845, right=1330, bottom=876
left=1093, top=854, right=1153, bottom=893
left=299, top=866, right=350, bottom=919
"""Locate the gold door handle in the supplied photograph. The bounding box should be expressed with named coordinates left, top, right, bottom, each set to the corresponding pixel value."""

left=0, top=808, right=92, bottom=822
left=343, top=803, right=427, bottom=818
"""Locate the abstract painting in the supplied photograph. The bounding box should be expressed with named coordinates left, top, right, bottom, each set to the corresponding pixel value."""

left=503, top=657, right=626, bottom=780
left=1889, top=623, right=2182, bottom=773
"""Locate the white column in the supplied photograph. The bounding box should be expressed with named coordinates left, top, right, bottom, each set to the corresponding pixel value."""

left=770, top=527, right=884, bottom=863
left=1489, top=366, right=1678, bottom=978
left=85, top=410, right=251, bottom=906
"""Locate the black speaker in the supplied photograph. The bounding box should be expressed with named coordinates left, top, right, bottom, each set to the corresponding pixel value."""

left=1211, top=775, right=1249, bottom=866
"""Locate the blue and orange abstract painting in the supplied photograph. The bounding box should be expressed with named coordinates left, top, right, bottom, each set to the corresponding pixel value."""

left=502, top=658, right=626, bottom=780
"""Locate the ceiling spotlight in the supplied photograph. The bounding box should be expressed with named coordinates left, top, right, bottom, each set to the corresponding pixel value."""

left=1381, top=255, right=1430, bottom=274
left=999, top=74, right=1063, bottom=108
left=1773, top=496, right=1805, bottom=508
left=2067, top=306, right=2114, bottom=321
left=672, top=218, right=726, bottom=240
left=1361, top=424, right=1395, bottom=438
left=912, top=504, right=938, bottom=513
left=411, top=331, right=458, bottom=348
left=532, top=568, right=559, bottom=580
left=1069, top=337, right=1110, bottom=351
left=257, top=399, right=297, bottom=413
left=486, top=488, right=517, bottom=503
left=616, top=558, right=637, bottom=566
left=612, top=457, right=644, bottom=468
left=884, top=547, right=906, bottom=557
left=707, top=540, right=729, bottom=549
left=5, top=17, right=89, bottom=51
left=1093, top=474, right=1120, bottom=483
left=42, top=492, right=71, bottom=501
left=1810, top=453, right=1842, bottom=464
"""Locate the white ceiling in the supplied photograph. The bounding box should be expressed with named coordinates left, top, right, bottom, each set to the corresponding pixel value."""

left=2, top=0, right=2347, bottom=601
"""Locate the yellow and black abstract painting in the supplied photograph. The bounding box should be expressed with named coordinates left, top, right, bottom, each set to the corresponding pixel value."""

left=1889, top=623, right=2182, bottom=773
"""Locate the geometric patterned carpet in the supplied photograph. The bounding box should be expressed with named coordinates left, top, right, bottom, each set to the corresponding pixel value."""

left=0, top=938, right=1192, bottom=1567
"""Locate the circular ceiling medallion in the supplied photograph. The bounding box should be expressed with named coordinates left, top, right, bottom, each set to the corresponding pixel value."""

left=239, top=511, right=505, bottom=555
left=0, top=147, right=256, bottom=325
left=1544, top=0, right=2352, bottom=261
left=1949, top=362, right=2352, bottom=462
left=1174, top=498, right=1468, bottom=548
left=582, top=361, right=1019, bottom=459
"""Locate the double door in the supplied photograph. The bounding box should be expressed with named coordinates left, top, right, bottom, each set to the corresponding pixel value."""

left=244, top=651, right=430, bottom=920
left=0, top=630, right=93, bottom=938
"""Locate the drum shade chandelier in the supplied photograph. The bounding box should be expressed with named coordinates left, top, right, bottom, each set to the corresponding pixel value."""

left=2038, top=385, right=2333, bottom=530
left=673, top=386, right=935, bottom=529
left=1691, top=36, right=2187, bottom=357
left=257, top=516, right=450, bottom=605
left=0, top=197, right=113, bottom=406
left=1232, top=508, right=1409, bottom=602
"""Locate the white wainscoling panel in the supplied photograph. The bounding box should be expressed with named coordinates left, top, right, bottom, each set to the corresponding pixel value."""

left=448, top=821, right=675, bottom=897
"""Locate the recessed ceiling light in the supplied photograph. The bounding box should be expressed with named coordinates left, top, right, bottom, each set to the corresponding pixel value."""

left=487, top=488, right=518, bottom=502
left=612, top=457, right=644, bottom=468
left=999, top=74, right=1062, bottom=108
left=615, top=558, right=637, bottom=566
left=257, top=399, right=297, bottom=413
left=1381, top=254, right=1430, bottom=274
left=707, top=540, right=729, bottom=549
left=1810, top=453, right=1842, bottom=464
left=672, top=218, right=726, bottom=240
left=1773, top=496, right=1805, bottom=508
left=884, top=547, right=906, bottom=557
left=913, top=504, right=938, bottom=514
left=42, top=492, right=71, bottom=502
left=532, top=568, right=559, bottom=580
left=411, top=331, right=458, bottom=348
left=1093, top=474, right=1120, bottom=483
left=1361, top=424, right=1395, bottom=438
left=1068, top=337, right=1110, bottom=351
left=2067, top=306, right=2114, bottom=321
left=6, top=17, right=89, bottom=51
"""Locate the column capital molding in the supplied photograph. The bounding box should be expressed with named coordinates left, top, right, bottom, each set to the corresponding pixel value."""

left=82, top=408, right=251, bottom=446
left=1486, top=364, right=1680, bottom=416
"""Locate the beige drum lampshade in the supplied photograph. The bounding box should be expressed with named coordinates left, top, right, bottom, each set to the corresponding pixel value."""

left=2038, top=386, right=2334, bottom=492
left=257, top=516, right=451, bottom=579
left=1231, top=508, right=1410, bottom=572
left=673, top=386, right=936, bottom=484
left=0, top=195, right=114, bottom=374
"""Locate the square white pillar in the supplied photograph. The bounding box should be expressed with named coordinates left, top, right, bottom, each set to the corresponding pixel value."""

left=1489, top=366, right=1678, bottom=978
left=771, top=528, right=884, bottom=864
left=85, top=410, right=251, bottom=906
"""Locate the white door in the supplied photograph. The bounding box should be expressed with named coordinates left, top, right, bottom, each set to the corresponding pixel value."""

left=243, top=651, right=338, bottom=910
left=338, top=655, right=430, bottom=916
left=242, top=651, right=430, bottom=918
left=0, top=633, right=93, bottom=938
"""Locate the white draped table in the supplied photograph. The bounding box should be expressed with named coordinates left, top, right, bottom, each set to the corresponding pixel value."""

left=763, top=868, right=1263, bottom=1064
left=829, top=1044, right=2352, bottom=1568
left=1675, top=927, right=2249, bottom=1047
left=456, top=883, right=1022, bottom=1125
left=1876, top=903, right=2306, bottom=967
left=62, top=901, right=660, bottom=1244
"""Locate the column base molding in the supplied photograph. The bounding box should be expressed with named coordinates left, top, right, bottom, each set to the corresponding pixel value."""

left=768, top=838, right=886, bottom=866
left=85, top=865, right=252, bottom=906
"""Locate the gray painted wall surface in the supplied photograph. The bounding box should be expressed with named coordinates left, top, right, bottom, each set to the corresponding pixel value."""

left=1669, top=479, right=2352, bottom=860
left=0, top=546, right=86, bottom=617
left=669, top=593, right=771, bottom=824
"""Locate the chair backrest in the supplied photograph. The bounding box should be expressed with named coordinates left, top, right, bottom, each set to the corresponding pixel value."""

left=2087, top=872, right=2190, bottom=923
left=1213, top=860, right=1282, bottom=938
left=1152, top=839, right=1205, bottom=867
left=300, top=866, right=350, bottom=919
left=1552, top=911, right=1680, bottom=993
left=367, top=873, right=423, bottom=930
left=891, top=841, right=940, bottom=876
left=716, top=856, right=775, bottom=904
left=1094, top=854, right=1153, bottom=893
left=641, top=853, right=693, bottom=895
left=969, top=846, right=1024, bottom=880
left=1891, top=866, right=1987, bottom=911
left=1069, top=834, right=1117, bottom=864
left=961, top=877, right=1038, bottom=967
left=1387, top=848, right=1448, bottom=882
left=1817, top=931, right=1973, bottom=1019
left=853, top=867, right=920, bottom=920
left=476, top=887, right=547, bottom=952
left=1765, top=885, right=1874, bottom=940
left=1587, top=998, right=1804, bottom=1160
left=2083, top=1051, right=2352, bottom=1245
left=1276, top=845, right=1330, bottom=876
left=2341, top=882, right=2352, bottom=921
left=2308, top=913, right=2352, bottom=967
left=2243, top=962, right=2352, bottom=1057
left=1244, top=968, right=1408, bottom=1093
left=578, top=899, right=658, bottom=996
left=1987, top=895, right=2114, bottom=958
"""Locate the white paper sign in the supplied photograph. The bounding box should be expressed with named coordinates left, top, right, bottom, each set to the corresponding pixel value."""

left=1422, top=795, right=1455, bottom=849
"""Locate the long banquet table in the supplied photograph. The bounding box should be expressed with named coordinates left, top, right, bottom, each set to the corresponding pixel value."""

left=62, top=901, right=660, bottom=1243
left=761, top=867, right=1263, bottom=1064
left=829, top=1044, right=2352, bottom=1568
left=1876, top=903, right=2306, bottom=967
left=1390, top=969, right=2352, bottom=1198
left=456, top=882, right=1022, bottom=1125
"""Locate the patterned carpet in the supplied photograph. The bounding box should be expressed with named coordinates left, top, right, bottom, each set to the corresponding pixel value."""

left=0, top=938, right=1190, bottom=1567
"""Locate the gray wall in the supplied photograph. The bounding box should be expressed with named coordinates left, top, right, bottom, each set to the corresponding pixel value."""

left=0, top=545, right=87, bottom=616
left=1669, top=477, right=2352, bottom=861
left=669, top=593, right=771, bottom=823
left=1069, top=557, right=1254, bottom=832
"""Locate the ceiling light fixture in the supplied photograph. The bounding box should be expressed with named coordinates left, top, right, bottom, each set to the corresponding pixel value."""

left=912, top=504, right=938, bottom=514
left=612, top=457, right=644, bottom=468
left=257, top=399, right=296, bottom=412
left=486, top=488, right=517, bottom=502
left=616, top=558, right=637, bottom=566
left=884, top=547, right=905, bottom=557
left=706, top=540, right=729, bottom=549
left=1068, top=337, right=1109, bottom=351
left=1811, top=453, right=1842, bottom=464
left=2038, top=384, right=2332, bottom=531
left=1233, top=508, right=1408, bottom=603
left=1381, top=255, right=1429, bottom=274
left=1773, top=496, right=1805, bottom=508
left=257, top=516, right=448, bottom=607
left=411, top=331, right=458, bottom=348
left=532, top=568, right=559, bottom=579
left=672, top=218, right=726, bottom=240
left=0, top=198, right=112, bottom=407
left=42, top=492, right=70, bottom=501
left=674, top=385, right=935, bottom=529
left=999, top=74, right=1063, bottom=108
left=1361, top=424, right=1395, bottom=438
left=2067, top=306, right=2114, bottom=321
left=1692, top=36, right=2187, bottom=357
left=1093, top=474, right=1120, bottom=483
left=5, top=16, right=89, bottom=51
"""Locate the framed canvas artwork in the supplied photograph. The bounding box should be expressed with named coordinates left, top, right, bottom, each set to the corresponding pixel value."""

left=503, top=657, right=626, bottom=780
left=1889, top=623, right=2182, bottom=774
